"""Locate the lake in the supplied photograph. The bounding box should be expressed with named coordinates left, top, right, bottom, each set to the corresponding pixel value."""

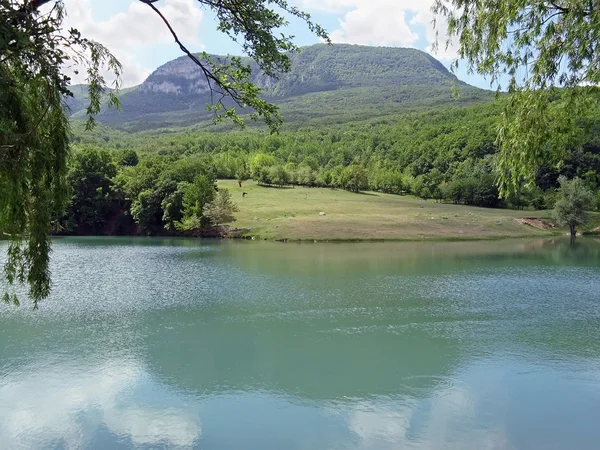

left=1, top=237, right=600, bottom=449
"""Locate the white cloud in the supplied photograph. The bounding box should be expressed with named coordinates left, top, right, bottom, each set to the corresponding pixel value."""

left=62, top=0, right=203, bottom=49
left=59, top=0, right=205, bottom=86
left=296, top=0, right=459, bottom=60
left=296, top=0, right=356, bottom=13
left=410, top=7, right=459, bottom=61
left=330, top=1, right=419, bottom=47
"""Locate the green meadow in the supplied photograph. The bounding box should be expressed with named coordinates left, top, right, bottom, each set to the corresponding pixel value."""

left=218, top=180, right=592, bottom=241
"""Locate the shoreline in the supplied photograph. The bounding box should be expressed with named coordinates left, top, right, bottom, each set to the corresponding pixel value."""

left=48, top=231, right=576, bottom=243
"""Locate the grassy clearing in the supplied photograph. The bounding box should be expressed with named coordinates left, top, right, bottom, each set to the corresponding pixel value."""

left=218, top=180, right=597, bottom=241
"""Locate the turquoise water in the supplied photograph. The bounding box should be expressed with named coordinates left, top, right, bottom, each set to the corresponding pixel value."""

left=1, top=237, right=600, bottom=449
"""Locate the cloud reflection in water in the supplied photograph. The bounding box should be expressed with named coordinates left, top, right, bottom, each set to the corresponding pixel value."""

left=0, top=359, right=201, bottom=449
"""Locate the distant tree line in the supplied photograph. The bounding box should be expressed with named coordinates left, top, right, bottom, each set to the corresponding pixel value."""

left=62, top=99, right=600, bottom=235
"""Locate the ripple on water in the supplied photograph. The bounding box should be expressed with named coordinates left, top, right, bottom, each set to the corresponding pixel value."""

left=1, top=239, right=600, bottom=449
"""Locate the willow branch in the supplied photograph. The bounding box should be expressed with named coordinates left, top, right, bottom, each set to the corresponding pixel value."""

left=138, top=0, right=245, bottom=109
left=20, top=0, right=54, bottom=12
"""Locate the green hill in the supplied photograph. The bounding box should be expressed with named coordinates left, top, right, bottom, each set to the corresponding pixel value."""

left=67, top=44, right=492, bottom=131
left=250, top=44, right=463, bottom=95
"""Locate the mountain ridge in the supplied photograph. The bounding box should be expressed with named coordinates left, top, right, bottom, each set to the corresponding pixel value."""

left=139, top=44, right=464, bottom=97
left=67, top=44, right=492, bottom=131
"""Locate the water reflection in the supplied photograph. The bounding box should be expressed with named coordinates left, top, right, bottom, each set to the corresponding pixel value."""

left=5, top=356, right=598, bottom=449
left=0, top=238, right=599, bottom=449
left=0, top=359, right=201, bottom=449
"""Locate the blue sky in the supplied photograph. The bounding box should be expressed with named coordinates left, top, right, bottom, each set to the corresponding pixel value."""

left=62, top=0, right=493, bottom=90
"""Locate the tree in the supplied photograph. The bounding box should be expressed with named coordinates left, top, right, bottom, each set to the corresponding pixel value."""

left=1, top=0, right=328, bottom=306
left=249, top=152, right=277, bottom=183
left=176, top=175, right=216, bottom=230
left=372, top=169, right=403, bottom=195
left=131, top=179, right=179, bottom=233
left=1, top=0, right=121, bottom=307
left=118, top=149, right=139, bottom=167
left=434, top=0, right=600, bottom=194
left=64, top=148, right=118, bottom=234
left=296, top=166, right=316, bottom=187
left=268, top=165, right=290, bottom=186
left=339, top=165, right=368, bottom=193
left=204, top=189, right=239, bottom=226
left=553, top=176, right=593, bottom=238
left=160, top=187, right=185, bottom=231
left=473, top=174, right=501, bottom=208
left=235, top=167, right=249, bottom=188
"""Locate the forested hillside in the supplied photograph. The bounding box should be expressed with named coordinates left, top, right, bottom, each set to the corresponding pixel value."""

left=65, top=95, right=600, bottom=236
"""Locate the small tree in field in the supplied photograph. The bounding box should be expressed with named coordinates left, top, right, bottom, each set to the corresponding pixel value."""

left=554, top=176, right=593, bottom=238
left=236, top=168, right=249, bottom=188
left=204, top=189, right=239, bottom=227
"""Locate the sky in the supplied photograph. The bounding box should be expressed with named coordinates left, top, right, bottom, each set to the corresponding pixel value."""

left=59, top=0, right=493, bottom=90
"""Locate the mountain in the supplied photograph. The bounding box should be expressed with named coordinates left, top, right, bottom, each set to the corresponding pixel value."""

left=68, top=44, right=492, bottom=131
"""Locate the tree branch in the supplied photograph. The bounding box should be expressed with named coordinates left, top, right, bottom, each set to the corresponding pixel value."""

left=138, top=0, right=242, bottom=102
left=546, top=1, right=571, bottom=15
left=20, top=0, right=54, bottom=12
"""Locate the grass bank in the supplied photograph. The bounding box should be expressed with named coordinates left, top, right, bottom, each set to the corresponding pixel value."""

left=218, top=180, right=597, bottom=241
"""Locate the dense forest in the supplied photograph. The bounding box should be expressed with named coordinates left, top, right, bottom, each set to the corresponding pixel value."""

left=63, top=96, right=600, bottom=236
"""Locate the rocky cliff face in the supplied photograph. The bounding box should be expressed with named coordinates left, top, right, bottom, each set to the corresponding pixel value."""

left=140, top=56, right=212, bottom=95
